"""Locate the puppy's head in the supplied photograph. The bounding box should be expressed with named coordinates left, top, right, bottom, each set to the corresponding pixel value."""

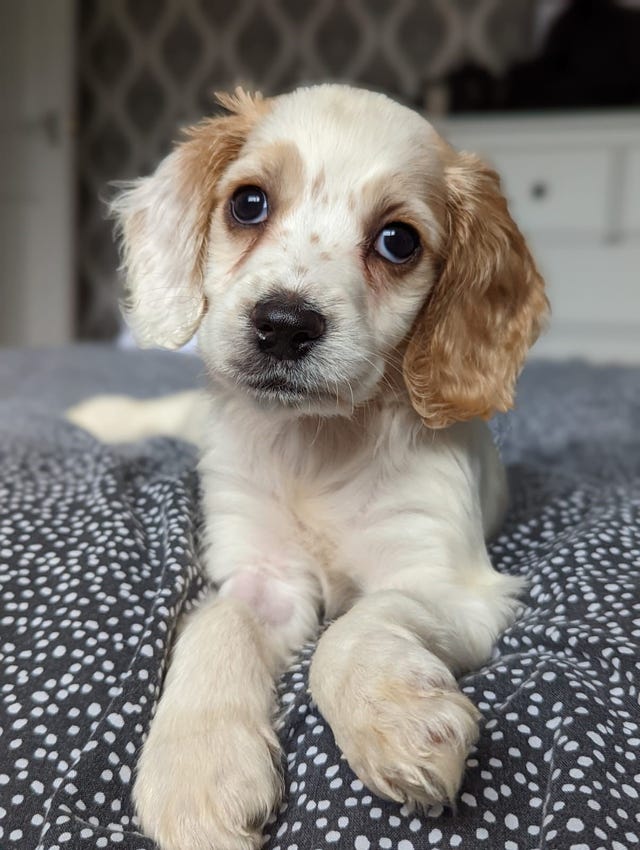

left=113, top=85, right=548, bottom=426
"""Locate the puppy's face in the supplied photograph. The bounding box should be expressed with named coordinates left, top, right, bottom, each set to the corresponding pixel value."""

left=199, top=88, right=444, bottom=414
left=114, top=86, right=548, bottom=427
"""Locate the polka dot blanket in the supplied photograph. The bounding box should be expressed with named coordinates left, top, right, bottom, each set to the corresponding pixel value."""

left=1, top=348, right=639, bottom=850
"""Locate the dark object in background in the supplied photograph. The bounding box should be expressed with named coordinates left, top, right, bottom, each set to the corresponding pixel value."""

left=446, top=62, right=507, bottom=113
left=445, top=0, right=640, bottom=113
left=507, top=0, right=640, bottom=109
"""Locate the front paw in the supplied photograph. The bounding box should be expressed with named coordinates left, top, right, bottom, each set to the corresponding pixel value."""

left=310, top=642, right=480, bottom=808
left=134, top=711, right=283, bottom=850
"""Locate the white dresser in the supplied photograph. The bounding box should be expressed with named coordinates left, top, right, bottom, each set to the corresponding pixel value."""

left=438, top=111, right=640, bottom=364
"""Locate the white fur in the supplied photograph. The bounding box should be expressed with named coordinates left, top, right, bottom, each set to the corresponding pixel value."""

left=69, top=86, right=532, bottom=850
left=67, top=391, right=204, bottom=443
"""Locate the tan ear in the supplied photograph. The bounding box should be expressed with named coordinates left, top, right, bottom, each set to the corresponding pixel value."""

left=111, top=89, right=267, bottom=349
left=403, top=151, right=549, bottom=428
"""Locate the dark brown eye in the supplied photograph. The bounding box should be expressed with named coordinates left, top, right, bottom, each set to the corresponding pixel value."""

left=374, top=222, right=420, bottom=264
left=230, top=186, right=268, bottom=224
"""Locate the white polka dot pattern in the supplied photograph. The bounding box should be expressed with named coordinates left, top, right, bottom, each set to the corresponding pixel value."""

left=0, top=413, right=205, bottom=848
left=1, top=358, right=639, bottom=849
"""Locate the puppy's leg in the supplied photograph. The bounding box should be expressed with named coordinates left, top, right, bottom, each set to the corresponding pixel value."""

left=66, top=390, right=204, bottom=444
left=309, top=559, right=522, bottom=808
left=134, top=569, right=320, bottom=850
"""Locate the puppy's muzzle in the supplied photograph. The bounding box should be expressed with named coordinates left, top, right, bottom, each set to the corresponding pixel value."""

left=251, top=296, right=326, bottom=362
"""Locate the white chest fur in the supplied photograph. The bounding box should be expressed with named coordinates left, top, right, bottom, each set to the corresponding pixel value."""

left=199, top=389, right=507, bottom=620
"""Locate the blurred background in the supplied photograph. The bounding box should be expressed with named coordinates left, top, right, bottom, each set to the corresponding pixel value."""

left=1, top=0, right=639, bottom=362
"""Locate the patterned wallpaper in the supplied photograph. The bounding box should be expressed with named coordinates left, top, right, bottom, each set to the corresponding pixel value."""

left=77, top=0, right=536, bottom=339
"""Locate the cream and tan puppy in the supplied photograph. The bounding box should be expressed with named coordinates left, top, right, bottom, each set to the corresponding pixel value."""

left=69, top=85, right=548, bottom=850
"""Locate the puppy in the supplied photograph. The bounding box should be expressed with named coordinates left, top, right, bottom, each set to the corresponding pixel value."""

left=69, top=85, right=548, bottom=850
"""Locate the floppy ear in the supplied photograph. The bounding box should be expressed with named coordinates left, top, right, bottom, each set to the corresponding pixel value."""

left=403, top=151, right=549, bottom=428
left=111, top=89, right=266, bottom=349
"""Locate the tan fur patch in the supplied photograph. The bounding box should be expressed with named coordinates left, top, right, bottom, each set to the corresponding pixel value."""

left=216, top=139, right=306, bottom=274
left=264, top=141, right=305, bottom=215
left=221, top=140, right=306, bottom=225
left=403, top=149, right=549, bottom=428
left=354, top=172, right=441, bottom=295
left=173, top=93, right=271, bottom=283
left=358, top=172, right=441, bottom=252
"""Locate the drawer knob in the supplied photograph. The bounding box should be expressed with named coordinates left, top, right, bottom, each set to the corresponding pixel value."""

left=530, top=181, right=549, bottom=200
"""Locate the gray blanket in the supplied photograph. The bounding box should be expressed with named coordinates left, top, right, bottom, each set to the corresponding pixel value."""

left=1, top=346, right=639, bottom=850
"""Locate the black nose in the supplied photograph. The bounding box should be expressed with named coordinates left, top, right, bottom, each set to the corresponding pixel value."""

left=251, top=297, right=326, bottom=361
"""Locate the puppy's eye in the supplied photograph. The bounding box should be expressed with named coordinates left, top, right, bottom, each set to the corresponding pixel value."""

left=230, top=186, right=268, bottom=224
left=374, top=223, right=420, bottom=264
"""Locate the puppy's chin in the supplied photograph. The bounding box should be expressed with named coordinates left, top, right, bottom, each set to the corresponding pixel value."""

left=210, top=363, right=380, bottom=419
left=239, top=377, right=354, bottom=418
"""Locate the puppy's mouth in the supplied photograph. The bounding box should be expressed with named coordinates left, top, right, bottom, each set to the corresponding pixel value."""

left=216, top=351, right=376, bottom=414
left=245, top=376, right=308, bottom=397
left=241, top=374, right=332, bottom=405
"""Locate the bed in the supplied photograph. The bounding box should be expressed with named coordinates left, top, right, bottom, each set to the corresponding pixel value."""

left=1, top=346, right=638, bottom=850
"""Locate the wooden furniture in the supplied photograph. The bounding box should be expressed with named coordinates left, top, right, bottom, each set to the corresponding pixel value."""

left=439, top=111, right=640, bottom=364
